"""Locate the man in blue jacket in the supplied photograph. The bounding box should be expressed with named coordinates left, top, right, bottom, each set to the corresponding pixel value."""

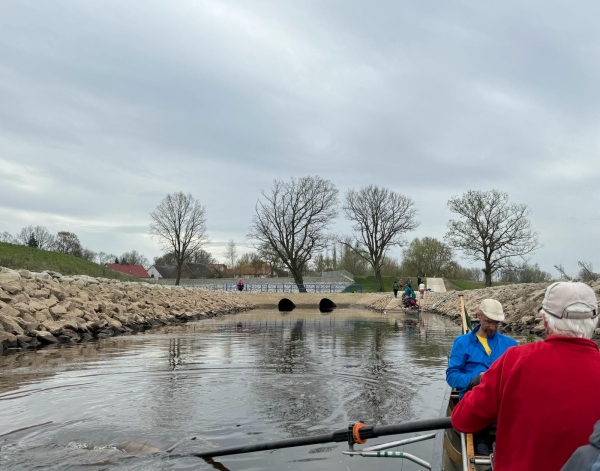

left=446, top=299, right=517, bottom=398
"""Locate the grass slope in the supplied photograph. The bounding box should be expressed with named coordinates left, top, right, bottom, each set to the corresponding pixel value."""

left=354, top=275, right=420, bottom=292
left=0, top=242, right=139, bottom=281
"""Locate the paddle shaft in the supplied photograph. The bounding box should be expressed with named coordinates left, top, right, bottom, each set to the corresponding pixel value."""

left=192, top=417, right=452, bottom=458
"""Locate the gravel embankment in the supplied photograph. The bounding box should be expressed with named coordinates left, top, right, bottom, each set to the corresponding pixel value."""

left=364, top=282, right=600, bottom=341
left=0, top=267, right=256, bottom=355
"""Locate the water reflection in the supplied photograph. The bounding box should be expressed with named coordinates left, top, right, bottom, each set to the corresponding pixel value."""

left=0, top=309, right=460, bottom=471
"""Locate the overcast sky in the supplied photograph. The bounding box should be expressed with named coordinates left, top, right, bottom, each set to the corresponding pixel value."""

left=1, top=1, right=599, bottom=275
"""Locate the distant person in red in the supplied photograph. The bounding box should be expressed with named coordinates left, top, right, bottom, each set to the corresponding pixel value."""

left=452, top=282, right=600, bottom=471
left=237, top=278, right=244, bottom=291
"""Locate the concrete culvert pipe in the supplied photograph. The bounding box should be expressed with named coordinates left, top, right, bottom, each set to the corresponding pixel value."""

left=278, top=298, right=296, bottom=312
left=319, top=298, right=336, bottom=313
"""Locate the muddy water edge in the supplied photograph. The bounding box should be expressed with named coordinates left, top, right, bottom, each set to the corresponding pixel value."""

left=0, top=308, right=462, bottom=470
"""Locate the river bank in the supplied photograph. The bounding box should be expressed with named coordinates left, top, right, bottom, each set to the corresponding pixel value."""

left=365, top=281, right=600, bottom=341
left=0, top=267, right=256, bottom=355
left=0, top=266, right=384, bottom=355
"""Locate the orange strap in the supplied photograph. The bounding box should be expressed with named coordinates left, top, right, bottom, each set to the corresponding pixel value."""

left=352, top=422, right=367, bottom=444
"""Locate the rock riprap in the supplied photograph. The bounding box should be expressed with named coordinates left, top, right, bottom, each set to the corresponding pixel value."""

left=0, top=267, right=256, bottom=354
left=365, top=281, right=600, bottom=341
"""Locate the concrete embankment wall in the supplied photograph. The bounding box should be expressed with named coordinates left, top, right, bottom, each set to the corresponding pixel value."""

left=366, top=282, right=600, bottom=341
left=0, top=267, right=256, bottom=355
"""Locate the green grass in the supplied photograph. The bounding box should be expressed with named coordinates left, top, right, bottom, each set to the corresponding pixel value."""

left=444, top=279, right=516, bottom=291
left=0, top=242, right=139, bottom=281
left=354, top=275, right=421, bottom=293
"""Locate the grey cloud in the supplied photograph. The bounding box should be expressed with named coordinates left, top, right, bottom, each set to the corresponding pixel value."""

left=0, top=0, right=599, bottom=272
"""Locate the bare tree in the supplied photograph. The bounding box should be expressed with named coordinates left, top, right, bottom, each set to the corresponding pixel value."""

left=16, top=225, right=55, bottom=249
left=154, top=252, right=177, bottom=266
left=149, top=192, right=208, bottom=285
left=337, top=237, right=370, bottom=276
left=248, top=176, right=338, bottom=288
left=577, top=261, right=598, bottom=282
left=0, top=232, right=16, bottom=244
left=96, top=251, right=118, bottom=266
left=341, top=185, right=418, bottom=291
left=445, top=190, right=540, bottom=287
left=53, top=231, right=83, bottom=257
left=401, top=237, right=454, bottom=278
left=120, top=250, right=150, bottom=268
left=225, top=239, right=237, bottom=273
left=80, top=247, right=96, bottom=262
left=189, top=249, right=216, bottom=265
left=554, top=264, right=571, bottom=280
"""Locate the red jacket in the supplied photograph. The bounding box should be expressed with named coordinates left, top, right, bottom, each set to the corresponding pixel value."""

left=452, top=336, right=600, bottom=471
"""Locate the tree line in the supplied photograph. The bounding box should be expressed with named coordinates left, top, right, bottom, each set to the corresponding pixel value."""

left=0, top=226, right=150, bottom=269
left=149, top=178, right=545, bottom=290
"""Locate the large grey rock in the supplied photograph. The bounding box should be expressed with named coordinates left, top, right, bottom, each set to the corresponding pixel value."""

left=35, top=330, right=59, bottom=343
left=0, top=332, right=17, bottom=349
left=44, top=271, right=63, bottom=279
left=0, top=271, right=21, bottom=284
left=32, top=272, right=51, bottom=280
left=50, top=289, right=66, bottom=301
left=0, top=313, right=24, bottom=335
left=1, top=282, right=22, bottom=295
left=0, top=288, right=13, bottom=303
left=50, top=305, right=67, bottom=316
left=0, top=302, right=20, bottom=318
left=17, top=269, right=32, bottom=279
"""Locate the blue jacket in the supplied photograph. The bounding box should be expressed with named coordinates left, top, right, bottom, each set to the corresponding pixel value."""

left=446, top=324, right=517, bottom=397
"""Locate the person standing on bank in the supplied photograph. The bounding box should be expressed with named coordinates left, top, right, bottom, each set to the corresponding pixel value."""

left=237, top=278, right=244, bottom=291
left=418, top=282, right=425, bottom=299
left=452, top=282, right=600, bottom=471
left=392, top=280, right=399, bottom=298
left=446, top=299, right=517, bottom=398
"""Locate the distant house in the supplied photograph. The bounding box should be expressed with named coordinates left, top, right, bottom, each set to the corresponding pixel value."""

left=147, top=265, right=174, bottom=279
left=207, top=263, right=226, bottom=273
left=224, top=267, right=272, bottom=278
left=147, top=263, right=227, bottom=280
left=180, top=262, right=214, bottom=279
left=105, top=263, right=150, bottom=279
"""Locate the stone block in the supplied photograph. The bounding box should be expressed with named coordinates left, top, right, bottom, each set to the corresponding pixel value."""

left=1, top=303, right=21, bottom=318
left=50, top=305, right=67, bottom=316
left=42, top=321, right=64, bottom=336
left=1, top=282, right=22, bottom=295
left=35, top=310, right=50, bottom=322
left=0, top=313, right=24, bottom=335
left=50, top=289, right=66, bottom=301
left=35, top=330, right=59, bottom=343
left=0, top=289, right=12, bottom=303
left=0, top=331, right=18, bottom=349
left=29, top=300, right=46, bottom=311
left=0, top=271, right=21, bottom=284
left=32, top=289, right=50, bottom=298
left=45, top=296, right=59, bottom=308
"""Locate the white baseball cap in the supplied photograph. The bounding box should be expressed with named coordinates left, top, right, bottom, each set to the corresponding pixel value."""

left=479, top=299, right=504, bottom=322
left=541, top=282, right=598, bottom=319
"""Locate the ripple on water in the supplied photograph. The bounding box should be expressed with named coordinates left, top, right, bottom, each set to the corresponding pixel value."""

left=0, top=309, right=460, bottom=471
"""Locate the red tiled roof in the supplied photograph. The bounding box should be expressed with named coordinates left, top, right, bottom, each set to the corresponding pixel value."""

left=105, top=264, right=150, bottom=278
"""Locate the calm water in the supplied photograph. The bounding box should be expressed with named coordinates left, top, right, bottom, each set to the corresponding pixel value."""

left=0, top=309, right=460, bottom=470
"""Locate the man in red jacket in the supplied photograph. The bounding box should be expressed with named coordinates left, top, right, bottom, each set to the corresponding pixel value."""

left=452, top=281, right=600, bottom=471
